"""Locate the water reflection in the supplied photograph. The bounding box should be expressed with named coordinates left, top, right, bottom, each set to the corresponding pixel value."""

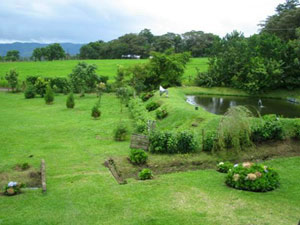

left=186, top=95, right=300, bottom=118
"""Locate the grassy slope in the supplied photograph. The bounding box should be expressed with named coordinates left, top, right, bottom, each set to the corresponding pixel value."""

left=0, top=58, right=208, bottom=84
left=0, top=92, right=300, bottom=225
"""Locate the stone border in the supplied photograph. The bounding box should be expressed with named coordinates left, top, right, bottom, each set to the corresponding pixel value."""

left=104, top=158, right=127, bottom=185
left=41, top=159, right=46, bottom=193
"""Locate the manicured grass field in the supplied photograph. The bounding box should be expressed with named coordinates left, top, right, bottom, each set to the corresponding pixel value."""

left=0, top=58, right=209, bottom=85
left=0, top=90, right=300, bottom=225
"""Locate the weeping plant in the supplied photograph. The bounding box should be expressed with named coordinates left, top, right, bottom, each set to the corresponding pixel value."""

left=213, top=106, right=253, bottom=153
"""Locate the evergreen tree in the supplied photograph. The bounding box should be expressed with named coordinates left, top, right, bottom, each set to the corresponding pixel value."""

left=44, top=84, right=54, bottom=104
left=66, top=92, right=75, bottom=108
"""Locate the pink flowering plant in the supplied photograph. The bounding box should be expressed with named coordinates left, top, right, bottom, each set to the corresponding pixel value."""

left=217, top=161, right=234, bottom=173
left=225, top=162, right=279, bottom=192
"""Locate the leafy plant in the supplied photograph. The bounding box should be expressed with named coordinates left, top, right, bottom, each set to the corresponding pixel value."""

left=129, top=149, right=148, bottom=165
left=4, top=182, right=24, bottom=196
left=24, top=84, right=36, bottom=99
left=91, top=101, right=101, bottom=119
left=203, top=131, right=216, bottom=152
left=225, top=162, right=280, bottom=192
left=217, top=161, right=233, bottom=173
left=141, top=92, right=154, bottom=102
left=176, top=131, right=198, bottom=154
left=138, top=168, right=153, bottom=180
left=44, top=84, right=54, bottom=104
left=156, top=107, right=168, bottom=119
left=114, top=122, right=129, bottom=141
left=146, top=102, right=160, bottom=111
left=5, top=69, right=19, bottom=92
left=66, top=92, right=75, bottom=109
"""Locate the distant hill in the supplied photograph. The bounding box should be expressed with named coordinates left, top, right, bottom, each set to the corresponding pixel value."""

left=0, top=42, right=84, bottom=57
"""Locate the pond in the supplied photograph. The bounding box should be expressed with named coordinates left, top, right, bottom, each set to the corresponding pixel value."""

left=186, top=95, right=300, bottom=118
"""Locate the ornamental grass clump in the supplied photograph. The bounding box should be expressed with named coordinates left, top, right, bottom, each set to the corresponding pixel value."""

left=4, top=182, right=24, bottom=196
left=217, top=161, right=234, bottom=173
left=225, top=162, right=279, bottom=192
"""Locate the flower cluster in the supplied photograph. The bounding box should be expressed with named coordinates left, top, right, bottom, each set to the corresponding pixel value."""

left=4, top=181, right=24, bottom=196
left=225, top=162, right=279, bottom=192
left=217, top=161, right=234, bottom=173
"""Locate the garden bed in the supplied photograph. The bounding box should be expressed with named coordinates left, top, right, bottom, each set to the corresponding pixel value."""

left=111, top=139, right=300, bottom=181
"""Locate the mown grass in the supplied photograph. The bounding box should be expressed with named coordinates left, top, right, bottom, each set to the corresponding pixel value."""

left=0, top=58, right=208, bottom=85
left=0, top=90, right=300, bottom=225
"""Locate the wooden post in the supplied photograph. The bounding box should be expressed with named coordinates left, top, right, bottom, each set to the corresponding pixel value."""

left=41, top=159, right=46, bottom=193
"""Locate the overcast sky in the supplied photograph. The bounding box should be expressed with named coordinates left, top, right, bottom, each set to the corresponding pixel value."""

left=0, top=0, right=285, bottom=43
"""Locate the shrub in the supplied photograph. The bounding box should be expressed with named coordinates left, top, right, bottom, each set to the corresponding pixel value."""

left=251, top=114, right=284, bottom=142
left=114, top=122, right=129, bottom=141
left=203, top=132, right=216, bottom=152
left=225, top=162, right=279, bottom=192
left=139, top=168, right=153, bottom=180
left=91, top=101, right=101, bottom=119
left=217, top=161, right=233, bottom=173
left=141, top=92, right=154, bottom=102
left=146, top=102, right=160, bottom=111
left=50, top=77, right=70, bottom=93
left=24, top=84, right=36, bottom=99
left=66, top=92, right=75, bottom=108
left=4, top=182, right=24, bottom=196
left=293, top=121, right=300, bottom=139
left=156, top=107, right=168, bottom=119
left=176, top=131, right=198, bottom=153
left=149, top=131, right=177, bottom=154
left=35, top=77, right=48, bottom=97
left=44, top=85, right=54, bottom=104
left=5, top=69, right=19, bottom=92
left=129, top=149, right=148, bottom=165
left=194, top=71, right=215, bottom=87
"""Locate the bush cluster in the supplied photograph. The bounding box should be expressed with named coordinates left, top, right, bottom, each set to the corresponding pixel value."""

left=114, top=122, right=129, bottom=141
left=225, top=162, right=280, bottom=192
left=251, top=115, right=284, bottom=142
left=128, top=98, right=152, bottom=133
left=149, top=130, right=197, bottom=154
left=138, top=168, right=153, bottom=180
left=146, top=102, right=160, bottom=112
left=156, top=107, right=168, bottom=120
left=217, top=161, right=234, bottom=173
left=129, top=149, right=148, bottom=165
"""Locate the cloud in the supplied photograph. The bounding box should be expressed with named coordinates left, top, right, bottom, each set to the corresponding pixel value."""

left=0, top=0, right=285, bottom=43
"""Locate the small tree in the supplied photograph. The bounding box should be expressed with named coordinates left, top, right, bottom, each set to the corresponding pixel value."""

left=66, top=92, right=75, bottom=108
left=96, top=82, right=106, bottom=103
left=5, top=69, right=18, bottom=92
left=44, top=85, right=54, bottom=104
left=116, top=87, right=130, bottom=113
left=91, top=100, right=101, bottom=119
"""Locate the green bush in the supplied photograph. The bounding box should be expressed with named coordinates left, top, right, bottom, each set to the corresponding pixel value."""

left=217, top=161, right=233, bottom=173
left=156, top=107, right=168, bottom=119
left=176, top=131, right=198, bottom=154
left=293, top=121, right=300, bottom=139
left=138, top=168, right=153, bottom=180
left=146, top=102, right=160, bottom=112
left=91, top=101, right=101, bottom=119
left=44, top=85, right=54, bottom=104
left=141, top=92, right=154, bottom=102
left=66, top=92, right=75, bottom=108
left=251, top=114, right=284, bottom=142
left=225, top=162, right=279, bottom=192
left=129, top=149, right=148, bottom=165
left=149, top=130, right=197, bottom=154
left=5, top=69, right=19, bottom=92
left=50, top=77, right=70, bottom=94
left=194, top=71, right=215, bottom=87
left=24, top=84, right=36, bottom=99
left=0, top=76, right=9, bottom=88
left=203, top=132, right=216, bottom=152
left=114, top=122, right=129, bottom=141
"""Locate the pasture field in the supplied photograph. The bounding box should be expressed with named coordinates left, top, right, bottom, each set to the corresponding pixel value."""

left=0, top=58, right=209, bottom=85
left=0, top=88, right=300, bottom=225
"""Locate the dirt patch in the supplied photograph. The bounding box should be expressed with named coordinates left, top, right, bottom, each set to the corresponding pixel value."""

left=112, top=139, right=300, bottom=181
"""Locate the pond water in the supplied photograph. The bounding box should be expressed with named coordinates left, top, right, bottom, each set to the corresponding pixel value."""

left=186, top=95, right=300, bottom=118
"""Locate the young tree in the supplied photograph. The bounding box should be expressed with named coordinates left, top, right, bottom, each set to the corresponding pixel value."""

left=66, top=92, right=75, bottom=108
left=44, top=85, right=54, bottom=104
left=5, top=69, right=19, bottom=92
left=116, top=87, right=130, bottom=113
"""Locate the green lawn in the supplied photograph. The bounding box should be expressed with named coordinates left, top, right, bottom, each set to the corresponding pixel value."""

left=0, top=58, right=208, bottom=85
left=0, top=90, right=300, bottom=225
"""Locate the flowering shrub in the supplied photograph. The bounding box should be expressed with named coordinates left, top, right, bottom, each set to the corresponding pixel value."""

left=129, top=149, right=148, bottom=165
left=4, top=182, right=24, bottom=196
left=139, top=168, right=153, bottom=180
left=217, top=161, right=234, bottom=173
left=225, top=162, right=279, bottom=192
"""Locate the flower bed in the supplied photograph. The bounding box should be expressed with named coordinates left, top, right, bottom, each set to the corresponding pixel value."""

left=225, top=162, right=279, bottom=192
left=4, top=182, right=24, bottom=196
